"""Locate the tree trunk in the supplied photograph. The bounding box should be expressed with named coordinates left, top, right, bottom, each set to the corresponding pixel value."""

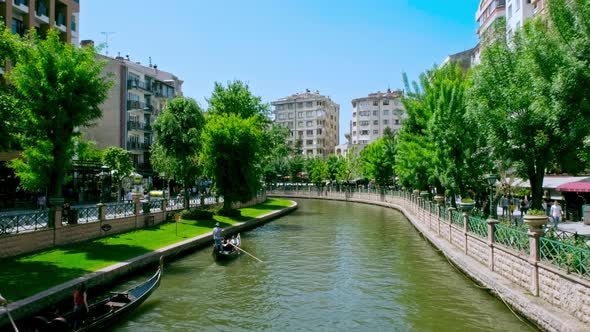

left=223, top=198, right=232, bottom=211
left=529, top=172, right=545, bottom=210
left=183, top=178, right=190, bottom=209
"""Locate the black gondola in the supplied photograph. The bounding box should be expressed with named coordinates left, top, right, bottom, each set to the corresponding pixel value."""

left=212, top=234, right=241, bottom=261
left=28, top=258, right=163, bottom=332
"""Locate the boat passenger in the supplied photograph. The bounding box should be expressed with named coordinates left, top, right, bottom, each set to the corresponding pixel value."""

left=0, top=293, right=7, bottom=305
left=73, top=283, right=89, bottom=330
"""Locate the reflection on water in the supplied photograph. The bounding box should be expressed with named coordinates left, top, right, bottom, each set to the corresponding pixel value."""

left=112, top=199, right=536, bottom=332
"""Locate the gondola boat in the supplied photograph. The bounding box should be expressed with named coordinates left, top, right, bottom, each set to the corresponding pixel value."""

left=212, top=234, right=241, bottom=261
left=28, top=257, right=163, bottom=332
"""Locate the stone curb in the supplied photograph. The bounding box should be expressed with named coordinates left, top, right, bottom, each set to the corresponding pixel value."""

left=269, top=194, right=587, bottom=332
left=0, top=201, right=298, bottom=327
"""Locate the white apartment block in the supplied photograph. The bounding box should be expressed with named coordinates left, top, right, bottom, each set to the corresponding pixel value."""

left=474, top=0, right=507, bottom=64
left=271, top=90, right=340, bottom=158
left=350, top=89, right=404, bottom=148
left=506, top=0, right=535, bottom=40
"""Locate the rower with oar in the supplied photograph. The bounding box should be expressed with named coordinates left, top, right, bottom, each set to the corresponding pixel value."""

left=226, top=236, right=264, bottom=263
left=1, top=293, right=20, bottom=332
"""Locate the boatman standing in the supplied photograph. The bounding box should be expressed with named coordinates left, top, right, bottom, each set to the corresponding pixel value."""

left=213, top=222, right=223, bottom=251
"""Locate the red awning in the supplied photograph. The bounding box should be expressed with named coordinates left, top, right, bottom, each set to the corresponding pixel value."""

left=556, top=181, right=590, bottom=192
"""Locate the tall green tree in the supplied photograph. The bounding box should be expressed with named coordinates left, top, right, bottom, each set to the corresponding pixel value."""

left=428, top=62, right=487, bottom=200
left=467, top=4, right=590, bottom=209
left=306, top=157, right=329, bottom=188
left=336, top=146, right=362, bottom=185
left=201, top=114, right=264, bottom=211
left=0, top=23, right=23, bottom=151
left=207, top=80, right=270, bottom=121
left=8, top=30, right=111, bottom=211
left=102, top=147, right=133, bottom=202
left=151, top=97, right=205, bottom=208
left=395, top=72, right=435, bottom=191
left=262, top=125, right=291, bottom=184
left=361, top=134, right=396, bottom=190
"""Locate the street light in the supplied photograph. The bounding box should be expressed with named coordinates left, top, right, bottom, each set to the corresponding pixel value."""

left=485, top=174, right=499, bottom=219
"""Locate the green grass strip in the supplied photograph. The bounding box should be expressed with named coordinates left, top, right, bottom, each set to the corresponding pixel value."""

left=0, top=198, right=292, bottom=301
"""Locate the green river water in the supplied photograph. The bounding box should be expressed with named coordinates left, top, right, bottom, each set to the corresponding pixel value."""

left=111, top=199, right=536, bottom=331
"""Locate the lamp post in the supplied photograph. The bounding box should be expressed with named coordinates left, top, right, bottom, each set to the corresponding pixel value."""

left=486, top=174, right=499, bottom=219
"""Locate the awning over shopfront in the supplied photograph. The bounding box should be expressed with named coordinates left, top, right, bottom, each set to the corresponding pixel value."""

left=556, top=181, right=590, bottom=192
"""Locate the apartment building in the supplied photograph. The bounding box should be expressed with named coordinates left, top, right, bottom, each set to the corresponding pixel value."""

left=350, top=89, right=404, bottom=148
left=474, top=0, right=506, bottom=64
left=506, top=0, right=535, bottom=39
left=0, top=0, right=80, bottom=44
left=271, top=90, right=339, bottom=158
left=82, top=54, right=183, bottom=176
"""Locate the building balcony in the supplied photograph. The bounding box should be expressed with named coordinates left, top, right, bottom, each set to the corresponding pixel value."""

left=127, top=79, right=152, bottom=92
left=127, top=100, right=153, bottom=112
left=127, top=141, right=152, bottom=150
left=127, top=121, right=151, bottom=131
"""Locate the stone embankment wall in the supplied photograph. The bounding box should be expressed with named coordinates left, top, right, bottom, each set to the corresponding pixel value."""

left=268, top=190, right=590, bottom=332
left=0, top=195, right=266, bottom=259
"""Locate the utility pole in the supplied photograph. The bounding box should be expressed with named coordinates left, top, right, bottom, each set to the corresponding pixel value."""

left=100, top=32, right=115, bottom=56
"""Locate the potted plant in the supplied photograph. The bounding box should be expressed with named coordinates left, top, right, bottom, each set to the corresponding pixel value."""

left=459, top=198, right=475, bottom=213
left=434, top=195, right=445, bottom=205
left=523, top=209, right=548, bottom=228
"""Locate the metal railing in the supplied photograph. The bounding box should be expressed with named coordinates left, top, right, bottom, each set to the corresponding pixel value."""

left=72, top=206, right=99, bottom=224
left=0, top=210, right=48, bottom=234
left=105, top=202, right=135, bottom=219
left=540, top=237, right=590, bottom=277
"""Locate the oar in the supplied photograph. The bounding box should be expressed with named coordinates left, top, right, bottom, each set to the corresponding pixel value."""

left=228, top=242, right=264, bottom=263
left=1, top=304, right=19, bottom=332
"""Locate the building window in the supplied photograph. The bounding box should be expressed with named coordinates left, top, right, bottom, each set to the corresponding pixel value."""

left=352, top=112, right=356, bottom=117
left=288, top=112, right=294, bottom=119
left=298, top=130, right=303, bottom=136
left=516, top=0, right=521, bottom=10
left=352, top=131, right=357, bottom=136
left=352, top=102, right=357, bottom=108
left=373, top=120, right=379, bottom=125
left=508, top=4, right=512, bottom=18
left=275, top=105, right=283, bottom=111
left=316, top=110, right=325, bottom=117
left=306, top=121, right=313, bottom=127
left=11, top=18, right=25, bottom=36
left=305, top=101, right=313, bottom=108
left=361, top=130, right=369, bottom=135
left=297, top=102, right=303, bottom=108
left=360, top=121, right=369, bottom=126
left=277, top=113, right=286, bottom=120
left=306, top=111, right=313, bottom=117
left=373, top=110, right=378, bottom=116
left=317, top=128, right=322, bottom=135
left=287, top=103, right=294, bottom=109
left=383, top=110, right=389, bottom=116
left=306, top=130, right=313, bottom=135
left=383, top=119, right=389, bottom=125
left=383, top=100, right=389, bottom=106
left=359, top=111, right=370, bottom=117
left=298, top=121, right=303, bottom=127
left=373, top=100, right=378, bottom=106
left=287, top=121, right=294, bottom=128
left=289, top=131, right=294, bottom=137
left=373, top=130, right=379, bottom=134
left=297, top=112, right=303, bottom=118
left=395, top=119, right=400, bottom=125
left=352, top=121, right=357, bottom=127
left=306, top=140, right=313, bottom=145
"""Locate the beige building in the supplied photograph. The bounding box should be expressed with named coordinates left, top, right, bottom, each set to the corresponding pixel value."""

left=272, top=90, right=339, bottom=158
left=0, top=0, right=80, bottom=44
left=82, top=54, right=183, bottom=175
left=350, top=89, right=404, bottom=148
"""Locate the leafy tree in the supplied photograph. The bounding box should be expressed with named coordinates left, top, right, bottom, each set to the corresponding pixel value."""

left=262, top=125, right=291, bottom=184
left=395, top=72, right=435, bottom=191
left=326, top=154, right=343, bottom=182
left=336, top=146, right=362, bottom=185
left=289, top=154, right=306, bottom=182
left=201, top=114, right=263, bottom=211
left=151, top=97, right=205, bottom=208
left=74, top=137, right=103, bottom=162
left=427, top=62, right=487, bottom=201
left=0, top=24, right=23, bottom=151
left=306, top=157, right=329, bottom=188
left=207, top=80, right=270, bottom=121
left=361, top=128, right=396, bottom=190
left=102, top=147, right=133, bottom=202
left=8, top=30, right=111, bottom=214
left=467, top=6, right=590, bottom=210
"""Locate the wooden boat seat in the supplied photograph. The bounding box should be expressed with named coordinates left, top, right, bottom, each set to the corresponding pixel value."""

left=106, top=301, right=126, bottom=309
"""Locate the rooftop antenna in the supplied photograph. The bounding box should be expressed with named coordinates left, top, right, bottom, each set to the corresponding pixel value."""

left=100, top=32, right=115, bottom=56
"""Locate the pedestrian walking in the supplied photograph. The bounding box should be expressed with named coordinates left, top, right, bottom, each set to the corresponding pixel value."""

left=550, top=200, right=564, bottom=229
left=500, top=195, right=509, bottom=216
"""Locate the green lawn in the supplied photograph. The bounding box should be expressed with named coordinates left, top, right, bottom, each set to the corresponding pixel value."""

left=0, top=198, right=293, bottom=301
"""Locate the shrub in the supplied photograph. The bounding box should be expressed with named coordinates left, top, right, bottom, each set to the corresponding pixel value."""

left=526, top=209, right=546, bottom=216
left=217, top=208, right=241, bottom=217
left=181, top=208, right=214, bottom=220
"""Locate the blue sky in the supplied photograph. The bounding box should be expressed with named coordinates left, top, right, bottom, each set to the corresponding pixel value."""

left=81, top=0, right=479, bottom=142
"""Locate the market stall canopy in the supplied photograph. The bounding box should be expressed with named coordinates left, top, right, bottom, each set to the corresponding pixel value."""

left=556, top=181, right=590, bottom=193
left=513, top=176, right=590, bottom=189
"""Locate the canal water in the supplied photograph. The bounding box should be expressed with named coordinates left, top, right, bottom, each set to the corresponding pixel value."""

left=111, top=199, right=535, bottom=331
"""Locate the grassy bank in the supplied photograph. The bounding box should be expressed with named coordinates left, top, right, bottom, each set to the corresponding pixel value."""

left=0, top=198, right=293, bottom=301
